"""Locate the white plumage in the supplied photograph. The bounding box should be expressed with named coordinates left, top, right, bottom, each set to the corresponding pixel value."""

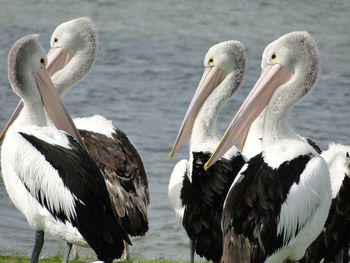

left=168, top=159, right=187, bottom=223
left=1, top=126, right=87, bottom=246
left=322, top=143, right=350, bottom=197
left=276, top=157, right=330, bottom=257
left=74, top=115, right=114, bottom=138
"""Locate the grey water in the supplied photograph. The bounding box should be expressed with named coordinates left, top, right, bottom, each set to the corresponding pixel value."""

left=0, top=0, right=349, bottom=260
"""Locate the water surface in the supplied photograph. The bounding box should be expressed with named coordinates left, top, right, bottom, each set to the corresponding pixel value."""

left=0, top=0, right=349, bottom=260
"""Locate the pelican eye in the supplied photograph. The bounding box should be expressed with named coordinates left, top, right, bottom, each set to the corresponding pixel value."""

left=270, top=53, right=277, bottom=62
left=54, top=38, right=58, bottom=43
left=40, top=58, right=45, bottom=67
left=208, top=58, right=215, bottom=66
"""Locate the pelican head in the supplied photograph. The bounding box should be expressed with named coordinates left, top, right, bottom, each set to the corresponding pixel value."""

left=47, top=16, right=98, bottom=95
left=0, top=19, right=97, bottom=141
left=8, top=35, right=47, bottom=100
left=6, top=34, right=81, bottom=142
left=260, top=31, right=319, bottom=105
left=169, top=40, right=245, bottom=159
left=205, top=31, right=319, bottom=169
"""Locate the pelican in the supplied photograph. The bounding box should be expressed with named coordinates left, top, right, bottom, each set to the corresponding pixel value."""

left=205, top=31, right=332, bottom=263
left=168, top=40, right=246, bottom=263
left=1, top=17, right=149, bottom=260
left=1, top=35, right=130, bottom=263
left=300, top=144, right=350, bottom=263
left=48, top=17, right=149, bottom=256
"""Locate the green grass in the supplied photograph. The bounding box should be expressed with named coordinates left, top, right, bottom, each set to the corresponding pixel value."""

left=0, top=256, right=190, bottom=263
left=131, top=260, right=188, bottom=263
left=0, top=255, right=84, bottom=263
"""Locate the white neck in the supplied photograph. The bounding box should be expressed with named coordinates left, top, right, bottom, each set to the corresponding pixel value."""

left=9, top=71, right=48, bottom=130
left=263, top=104, right=296, bottom=146
left=51, top=49, right=94, bottom=97
left=242, top=109, right=265, bottom=159
left=11, top=98, right=47, bottom=131
left=190, top=78, right=232, bottom=152
left=262, top=81, right=300, bottom=147
left=261, top=72, right=313, bottom=168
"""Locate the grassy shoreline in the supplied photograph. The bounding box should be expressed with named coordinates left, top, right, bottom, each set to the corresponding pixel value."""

left=0, top=255, right=83, bottom=263
left=0, top=256, right=189, bottom=263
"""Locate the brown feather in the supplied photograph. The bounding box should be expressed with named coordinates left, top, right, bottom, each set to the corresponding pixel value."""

left=222, top=229, right=251, bottom=263
left=79, top=127, right=149, bottom=236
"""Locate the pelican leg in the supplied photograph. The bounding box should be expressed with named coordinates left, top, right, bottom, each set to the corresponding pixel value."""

left=62, top=242, right=72, bottom=263
left=334, top=249, right=343, bottom=263
left=343, top=247, right=350, bottom=263
left=190, top=239, right=195, bottom=263
left=30, top=231, right=44, bottom=263
left=71, top=244, right=79, bottom=260
left=120, top=240, right=130, bottom=261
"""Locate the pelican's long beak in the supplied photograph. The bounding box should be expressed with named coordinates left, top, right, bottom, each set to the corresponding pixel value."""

left=204, top=64, right=292, bottom=170
left=0, top=101, right=24, bottom=141
left=33, top=67, right=84, bottom=146
left=168, top=66, right=226, bottom=159
left=46, top=47, right=72, bottom=76
left=0, top=47, right=73, bottom=142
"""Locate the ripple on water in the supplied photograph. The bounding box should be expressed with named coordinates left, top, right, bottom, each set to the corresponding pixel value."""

left=0, top=0, right=350, bottom=260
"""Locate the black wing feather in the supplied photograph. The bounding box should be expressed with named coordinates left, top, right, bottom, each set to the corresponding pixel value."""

left=222, top=153, right=312, bottom=263
left=306, top=138, right=322, bottom=154
left=19, top=132, right=130, bottom=262
left=181, top=151, right=245, bottom=262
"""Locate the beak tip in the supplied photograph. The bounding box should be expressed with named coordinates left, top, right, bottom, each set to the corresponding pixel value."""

left=168, top=151, right=174, bottom=160
left=204, top=161, right=210, bottom=171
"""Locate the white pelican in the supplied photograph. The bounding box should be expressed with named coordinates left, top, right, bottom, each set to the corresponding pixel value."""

left=1, top=35, right=130, bottom=263
left=47, top=17, right=149, bottom=251
left=300, top=144, right=350, bottom=263
left=205, top=31, right=332, bottom=263
left=1, top=17, right=149, bottom=260
left=168, top=40, right=246, bottom=263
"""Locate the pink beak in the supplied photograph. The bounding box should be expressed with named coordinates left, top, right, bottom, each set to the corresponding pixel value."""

left=204, top=63, right=292, bottom=170
left=46, top=47, right=72, bottom=77
left=32, top=67, right=83, bottom=144
left=169, top=66, right=226, bottom=159
left=0, top=102, right=24, bottom=140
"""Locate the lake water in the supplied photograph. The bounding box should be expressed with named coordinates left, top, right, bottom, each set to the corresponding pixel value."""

left=0, top=0, right=349, bottom=260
